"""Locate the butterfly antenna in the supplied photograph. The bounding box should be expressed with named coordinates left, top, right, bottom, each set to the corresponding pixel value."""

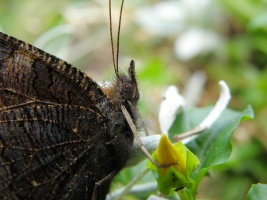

left=116, top=0, right=125, bottom=72
left=109, top=0, right=119, bottom=78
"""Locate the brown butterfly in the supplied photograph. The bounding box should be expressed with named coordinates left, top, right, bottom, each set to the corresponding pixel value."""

left=0, top=0, right=142, bottom=199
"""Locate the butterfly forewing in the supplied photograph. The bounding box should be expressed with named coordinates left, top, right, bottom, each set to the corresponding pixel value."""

left=0, top=32, right=134, bottom=200
left=0, top=32, right=114, bottom=112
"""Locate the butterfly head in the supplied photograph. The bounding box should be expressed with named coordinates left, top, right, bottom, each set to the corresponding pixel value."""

left=102, top=60, right=139, bottom=109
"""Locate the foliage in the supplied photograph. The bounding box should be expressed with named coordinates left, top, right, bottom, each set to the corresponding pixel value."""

left=247, top=184, right=267, bottom=200
left=169, top=106, right=253, bottom=199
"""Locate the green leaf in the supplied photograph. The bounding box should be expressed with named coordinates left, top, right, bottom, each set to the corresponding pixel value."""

left=247, top=184, right=267, bottom=200
left=219, top=0, right=263, bottom=23
left=169, top=105, right=254, bottom=188
left=249, top=13, right=267, bottom=32
left=137, top=58, right=176, bottom=86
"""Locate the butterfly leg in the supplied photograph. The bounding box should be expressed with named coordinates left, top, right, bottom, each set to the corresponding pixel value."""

left=92, top=170, right=118, bottom=200
left=121, top=105, right=176, bottom=168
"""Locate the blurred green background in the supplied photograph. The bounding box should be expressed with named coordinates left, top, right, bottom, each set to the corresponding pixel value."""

left=1, top=0, right=266, bottom=199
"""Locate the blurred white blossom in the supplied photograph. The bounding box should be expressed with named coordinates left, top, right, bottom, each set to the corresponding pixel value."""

left=182, top=71, right=206, bottom=106
left=174, top=28, right=222, bottom=61
left=134, top=0, right=223, bottom=60
left=135, top=2, right=186, bottom=36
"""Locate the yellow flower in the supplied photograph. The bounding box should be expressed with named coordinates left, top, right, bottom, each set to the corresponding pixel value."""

left=147, top=134, right=200, bottom=195
left=156, top=134, right=186, bottom=176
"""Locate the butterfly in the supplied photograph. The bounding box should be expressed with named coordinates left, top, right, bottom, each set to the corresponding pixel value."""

left=0, top=0, right=141, bottom=199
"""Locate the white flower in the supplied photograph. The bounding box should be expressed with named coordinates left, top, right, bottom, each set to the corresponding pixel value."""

left=128, top=80, right=231, bottom=166
left=159, top=85, right=186, bottom=135
left=174, top=28, right=222, bottom=61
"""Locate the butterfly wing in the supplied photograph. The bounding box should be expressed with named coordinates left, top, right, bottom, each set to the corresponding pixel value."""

left=0, top=32, right=113, bottom=112
left=0, top=32, right=133, bottom=200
